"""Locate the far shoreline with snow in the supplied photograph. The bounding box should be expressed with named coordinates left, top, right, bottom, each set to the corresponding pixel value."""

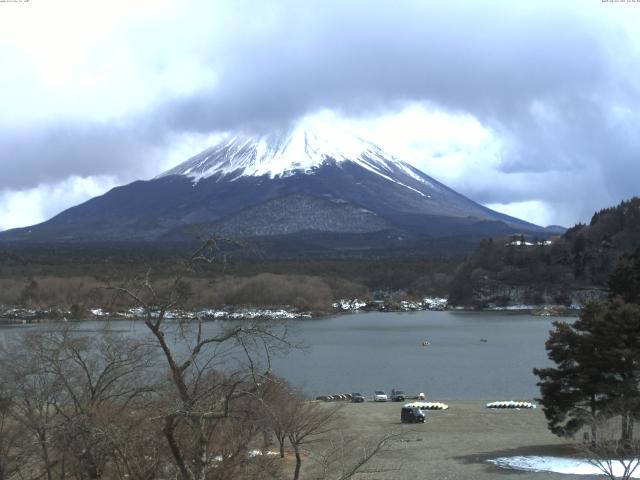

left=0, top=295, right=583, bottom=325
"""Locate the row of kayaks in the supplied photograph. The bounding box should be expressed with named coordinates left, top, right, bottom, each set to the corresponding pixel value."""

left=404, top=402, right=449, bottom=410
left=486, top=401, right=536, bottom=409
left=401, top=401, right=537, bottom=410
left=422, top=339, right=488, bottom=346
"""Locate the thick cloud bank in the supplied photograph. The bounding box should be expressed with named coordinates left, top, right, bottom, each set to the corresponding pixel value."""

left=0, top=0, right=639, bottom=229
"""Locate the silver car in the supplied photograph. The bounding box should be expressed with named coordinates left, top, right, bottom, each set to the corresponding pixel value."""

left=373, top=390, right=388, bottom=402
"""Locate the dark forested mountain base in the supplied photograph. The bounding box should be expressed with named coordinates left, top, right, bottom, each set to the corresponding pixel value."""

left=2, top=197, right=638, bottom=311
left=449, top=197, right=640, bottom=307
left=0, top=243, right=459, bottom=312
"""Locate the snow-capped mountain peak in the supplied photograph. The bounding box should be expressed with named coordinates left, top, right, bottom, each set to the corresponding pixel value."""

left=0, top=119, right=547, bottom=250
left=158, top=124, right=429, bottom=190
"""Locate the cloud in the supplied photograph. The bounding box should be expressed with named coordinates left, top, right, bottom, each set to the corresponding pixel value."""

left=0, top=0, right=639, bottom=228
left=0, top=176, right=117, bottom=231
left=485, top=201, right=556, bottom=228
left=0, top=121, right=160, bottom=190
left=160, top=1, right=610, bottom=132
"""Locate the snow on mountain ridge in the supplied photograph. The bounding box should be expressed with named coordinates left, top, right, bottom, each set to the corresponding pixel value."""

left=158, top=125, right=437, bottom=195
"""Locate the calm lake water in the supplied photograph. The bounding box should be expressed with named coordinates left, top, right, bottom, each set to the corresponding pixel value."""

left=272, top=310, right=559, bottom=400
left=0, top=311, right=562, bottom=400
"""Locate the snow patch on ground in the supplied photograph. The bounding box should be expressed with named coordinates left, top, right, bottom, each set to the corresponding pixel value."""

left=101, top=307, right=311, bottom=321
left=333, top=297, right=448, bottom=312
left=248, top=450, right=279, bottom=457
left=197, top=308, right=312, bottom=320
left=422, top=297, right=448, bottom=310
left=333, top=299, right=368, bottom=310
left=485, top=304, right=539, bottom=311
left=488, top=456, right=640, bottom=477
left=506, top=240, right=553, bottom=247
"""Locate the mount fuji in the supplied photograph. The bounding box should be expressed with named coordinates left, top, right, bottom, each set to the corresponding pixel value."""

left=0, top=124, right=554, bottom=257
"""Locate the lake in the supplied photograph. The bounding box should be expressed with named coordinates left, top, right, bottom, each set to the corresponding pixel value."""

left=0, top=310, right=562, bottom=400
left=271, top=310, right=559, bottom=400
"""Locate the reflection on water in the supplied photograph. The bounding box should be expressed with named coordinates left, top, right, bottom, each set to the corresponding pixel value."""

left=0, top=310, right=561, bottom=400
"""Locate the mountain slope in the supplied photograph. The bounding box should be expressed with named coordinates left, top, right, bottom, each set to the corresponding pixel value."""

left=449, top=197, right=640, bottom=306
left=0, top=124, right=551, bottom=257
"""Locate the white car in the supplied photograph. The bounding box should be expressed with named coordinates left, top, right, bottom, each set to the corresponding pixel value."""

left=373, top=390, right=388, bottom=402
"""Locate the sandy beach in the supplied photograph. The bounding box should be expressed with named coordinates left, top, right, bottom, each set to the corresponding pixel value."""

left=303, top=400, right=582, bottom=480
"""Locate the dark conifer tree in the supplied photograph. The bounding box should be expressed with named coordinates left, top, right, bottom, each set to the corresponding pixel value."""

left=535, top=299, right=640, bottom=443
left=609, top=248, right=640, bottom=304
left=534, top=302, right=612, bottom=441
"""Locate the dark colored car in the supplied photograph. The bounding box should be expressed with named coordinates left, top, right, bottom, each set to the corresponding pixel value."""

left=391, top=389, right=406, bottom=402
left=401, top=406, right=425, bottom=423
left=351, top=392, right=365, bottom=403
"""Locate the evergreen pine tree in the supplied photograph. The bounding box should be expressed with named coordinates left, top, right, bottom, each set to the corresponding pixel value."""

left=534, top=299, right=640, bottom=443
left=609, top=248, right=640, bottom=304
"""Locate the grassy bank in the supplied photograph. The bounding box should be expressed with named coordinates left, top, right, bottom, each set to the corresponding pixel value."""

left=304, top=401, right=575, bottom=480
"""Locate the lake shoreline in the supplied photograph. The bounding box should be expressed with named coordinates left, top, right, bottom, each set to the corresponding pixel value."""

left=0, top=300, right=579, bottom=325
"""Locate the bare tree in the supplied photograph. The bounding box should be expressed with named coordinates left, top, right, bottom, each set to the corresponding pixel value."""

left=256, top=376, right=399, bottom=480
left=0, top=236, right=394, bottom=480
left=0, top=390, right=28, bottom=480
left=579, top=410, right=640, bottom=480
left=258, top=376, right=297, bottom=458
left=41, top=329, right=155, bottom=480
left=113, top=238, right=291, bottom=480
left=287, top=400, right=341, bottom=480
left=96, top=406, right=166, bottom=480
left=1, top=332, right=64, bottom=480
left=0, top=328, right=157, bottom=480
left=310, top=431, right=401, bottom=480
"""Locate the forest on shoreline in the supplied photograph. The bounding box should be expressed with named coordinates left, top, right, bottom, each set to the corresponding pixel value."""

left=0, top=197, right=638, bottom=314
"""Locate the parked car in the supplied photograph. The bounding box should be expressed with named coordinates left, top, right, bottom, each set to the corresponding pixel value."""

left=401, top=406, right=426, bottom=423
left=351, top=392, right=365, bottom=403
left=390, top=389, right=406, bottom=402
left=373, top=390, right=388, bottom=402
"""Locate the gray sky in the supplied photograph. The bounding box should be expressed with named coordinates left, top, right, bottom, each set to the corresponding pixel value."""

left=1, top=0, right=639, bottom=230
